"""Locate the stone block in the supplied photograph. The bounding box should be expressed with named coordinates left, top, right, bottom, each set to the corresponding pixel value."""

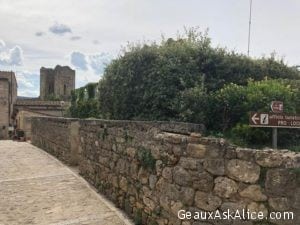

left=162, top=167, right=173, bottom=182
left=191, top=171, right=214, bottom=192
left=187, top=144, right=207, bottom=158
left=226, top=159, right=260, bottom=183
left=214, top=177, right=238, bottom=198
left=179, top=157, right=203, bottom=170
left=180, top=187, right=195, bottom=206
left=265, top=169, right=297, bottom=197
left=247, top=202, right=268, bottom=219
left=203, top=159, right=225, bottom=175
left=194, top=191, right=222, bottom=211
left=255, top=151, right=282, bottom=167
left=239, top=185, right=267, bottom=202
left=173, top=166, right=192, bottom=186
left=268, top=197, right=290, bottom=211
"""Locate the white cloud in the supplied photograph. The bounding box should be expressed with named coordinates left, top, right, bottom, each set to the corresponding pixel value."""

left=8, top=46, right=23, bottom=65
left=70, top=51, right=88, bottom=70
left=70, top=36, right=81, bottom=41
left=70, top=51, right=112, bottom=75
left=35, top=31, right=45, bottom=37
left=49, top=22, right=72, bottom=35
left=0, top=40, right=5, bottom=50
left=89, top=53, right=111, bottom=75
left=16, top=70, right=39, bottom=97
left=0, top=41, right=24, bottom=66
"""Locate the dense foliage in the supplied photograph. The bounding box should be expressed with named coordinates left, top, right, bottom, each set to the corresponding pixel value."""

left=70, top=29, right=300, bottom=149
left=208, top=79, right=300, bottom=148
left=68, top=83, right=99, bottom=118
left=98, top=30, right=299, bottom=122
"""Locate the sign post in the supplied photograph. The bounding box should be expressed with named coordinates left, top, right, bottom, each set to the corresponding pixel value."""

left=272, top=128, right=277, bottom=149
left=249, top=112, right=300, bottom=149
left=270, top=101, right=283, bottom=149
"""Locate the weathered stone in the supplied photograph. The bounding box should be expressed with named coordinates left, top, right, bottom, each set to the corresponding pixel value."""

left=226, top=159, right=260, bottom=183
left=126, top=147, right=136, bottom=158
left=142, top=186, right=152, bottom=197
left=159, top=195, right=171, bottom=211
left=187, top=144, right=206, bottom=158
left=162, top=132, right=186, bottom=144
left=182, top=221, right=191, bottom=225
left=156, top=178, right=180, bottom=201
left=156, top=160, right=163, bottom=176
left=172, top=145, right=184, bottom=157
left=232, top=221, right=253, bottom=225
left=143, top=197, right=156, bottom=210
left=149, top=175, right=157, bottom=189
left=138, top=168, right=149, bottom=184
left=162, top=167, right=173, bottom=182
left=115, top=137, right=125, bottom=143
left=119, top=176, right=128, bottom=192
left=220, top=201, right=246, bottom=212
left=180, top=187, right=195, bottom=206
left=173, top=166, right=192, bottom=186
left=187, top=132, right=202, bottom=144
left=130, top=163, right=139, bottom=180
left=179, top=157, right=203, bottom=170
left=203, top=159, right=225, bottom=175
left=214, top=177, right=238, bottom=198
left=255, top=151, right=282, bottom=167
left=191, top=171, right=214, bottom=192
left=161, top=151, right=179, bottom=165
left=292, top=188, right=300, bottom=209
left=192, top=222, right=211, bottom=225
left=269, top=197, right=290, bottom=211
left=116, top=158, right=128, bottom=174
left=194, top=191, right=222, bottom=211
left=170, top=201, right=183, bottom=216
left=236, top=148, right=256, bottom=161
left=265, top=169, right=297, bottom=196
left=225, top=146, right=237, bottom=159
left=239, top=185, right=267, bottom=202
left=150, top=146, right=161, bottom=160
left=247, top=202, right=268, bottom=219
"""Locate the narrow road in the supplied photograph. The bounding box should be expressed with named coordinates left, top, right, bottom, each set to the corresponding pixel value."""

left=0, top=141, right=133, bottom=225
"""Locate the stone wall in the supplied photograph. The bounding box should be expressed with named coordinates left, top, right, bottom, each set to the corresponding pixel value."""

left=31, top=117, right=79, bottom=165
left=31, top=117, right=300, bottom=225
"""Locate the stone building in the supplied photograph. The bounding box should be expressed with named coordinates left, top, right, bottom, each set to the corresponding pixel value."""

left=0, top=71, right=17, bottom=139
left=13, top=100, right=70, bottom=138
left=0, top=65, right=75, bottom=140
left=40, top=65, right=75, bottom=100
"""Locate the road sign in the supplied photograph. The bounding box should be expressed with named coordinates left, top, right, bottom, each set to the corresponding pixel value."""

left=271, top=101, right=283, bottom=113
left=249, top=112, right=300, bottom=128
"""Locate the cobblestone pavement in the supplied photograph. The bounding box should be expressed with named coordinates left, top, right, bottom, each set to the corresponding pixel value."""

left=0, top=141, right=133, bottom=225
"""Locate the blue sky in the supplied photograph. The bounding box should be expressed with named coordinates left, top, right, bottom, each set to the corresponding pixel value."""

left=0, top=0, right=299, bottom=97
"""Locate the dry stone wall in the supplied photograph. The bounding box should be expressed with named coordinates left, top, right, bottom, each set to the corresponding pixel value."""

left=31, top=117, right=79, bottom=165
left=31, top=117, right=300, bottom=225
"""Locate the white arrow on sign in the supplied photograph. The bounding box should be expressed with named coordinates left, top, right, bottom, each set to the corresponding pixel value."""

left=251, top=113, right=259, bottom=125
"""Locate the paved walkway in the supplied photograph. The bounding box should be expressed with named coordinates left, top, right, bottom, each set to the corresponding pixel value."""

left=0, top=141, right=133, bottom=225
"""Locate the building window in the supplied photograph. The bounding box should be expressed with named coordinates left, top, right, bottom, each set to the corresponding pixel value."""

left=64, top=84, right=67, bottom=95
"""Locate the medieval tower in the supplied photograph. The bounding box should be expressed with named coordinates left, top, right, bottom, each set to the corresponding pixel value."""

left=40, top=65, right=75, bottom=100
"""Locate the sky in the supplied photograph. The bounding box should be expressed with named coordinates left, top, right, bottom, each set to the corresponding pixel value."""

left=0, top=0, right=299, bottom=97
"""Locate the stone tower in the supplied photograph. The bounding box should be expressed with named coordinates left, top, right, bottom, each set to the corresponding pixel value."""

left=0, top=71, right=17, bottom=139
left=40, top=65, right=75, bottom=100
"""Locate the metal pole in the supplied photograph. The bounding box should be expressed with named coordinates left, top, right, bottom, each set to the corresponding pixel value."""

left=247, top=0, right=253, bottom=56
left=272, top=128, right=278, bottom=149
